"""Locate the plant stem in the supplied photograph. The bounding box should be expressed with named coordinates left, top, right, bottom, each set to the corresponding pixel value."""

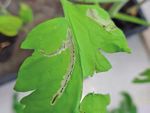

left=109, top=0, right=128, bottom=17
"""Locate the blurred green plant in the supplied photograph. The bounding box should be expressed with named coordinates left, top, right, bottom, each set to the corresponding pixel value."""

left=0, top=0, right=33, bottom=37
left=109, top=92, right=137, bottom=113
left=133, top=68, right=150, bottom=83
left=19, top=3, right=33, bottom=24
left=77, top=0, right=150, bottom=26
left=0, top=15, right=22, bottom=36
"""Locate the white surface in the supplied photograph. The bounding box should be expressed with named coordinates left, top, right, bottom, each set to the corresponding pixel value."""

left=0, top=82, right=15, bottom=113
left=0, top=35, right=150, bottom=113
left=141, top=1, right=150, bottom=20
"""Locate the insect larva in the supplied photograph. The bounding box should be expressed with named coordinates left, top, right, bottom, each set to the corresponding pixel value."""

left=51, top=94, right=59, bottom=104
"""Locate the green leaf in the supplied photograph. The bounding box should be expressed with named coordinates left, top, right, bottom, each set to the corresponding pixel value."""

left=15, top=17, right=83, bottom=113
left=109, top=92, right=137, bottom=113
left=20, top=18, right=69, bottom=53
left=14, top=1, right=130, bottom=113
left=15, top=49, right=83, bottom=113
left=62, top=0, right=130, bottom=77
left=80, top=93, right=110, bottom=113
left=133, top=68, right=150, bottom=83
left=114, top=13, right=150, bottom=26
left=0, top=15, right=23, bottom=36
left=19, top=3, right=33, bottom=24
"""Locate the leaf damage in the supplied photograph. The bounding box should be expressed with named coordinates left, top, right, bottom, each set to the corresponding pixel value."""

left=51, top=29, right=76, bottom=105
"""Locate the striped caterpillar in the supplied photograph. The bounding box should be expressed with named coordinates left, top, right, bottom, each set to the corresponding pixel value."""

left=40, top=29, right=75, bottom=105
